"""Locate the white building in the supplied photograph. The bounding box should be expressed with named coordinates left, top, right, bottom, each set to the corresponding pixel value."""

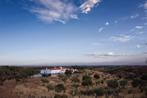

left=40, top=67, right=66, bottom=76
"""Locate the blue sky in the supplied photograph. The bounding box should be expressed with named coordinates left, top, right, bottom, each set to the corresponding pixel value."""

left=0, top=0, right=147, bottom=65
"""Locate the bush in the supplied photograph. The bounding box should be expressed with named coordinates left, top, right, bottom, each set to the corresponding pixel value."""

left=95, top=87, right=104, bottom=97
left=55, top=84, right=65, bottom=92
left=104, top=88, right=113, bottom=95
left=46, top=84, right=54, bottom=91
left=107, top=79, right=118, bottom=89
left=71, top=76, right=80, bottom=83
left=41, top=78, right=49, bottom=83
left=118, top=79, right=128, bottom=88
left=93, top=74, right=100, bottom=79
left=131, top=78, right=141, bottom=87
left=82, top=75, right=92, bottom=86
left=141, top=73, right=147, bottom=81
left=54, top=94, right=68, bottom=98
left=80, top=89, right=95, bottom=96
left=65, top=70, right=72, bottom=76
left=58, top=74, right=67, bottom=83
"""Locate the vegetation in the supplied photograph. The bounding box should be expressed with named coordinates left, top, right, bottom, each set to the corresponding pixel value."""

left=55, top=84, right=65, bottom=93
left=0, top=66, right=147, bottom=98
left=82, top=75, right=92, bottom=86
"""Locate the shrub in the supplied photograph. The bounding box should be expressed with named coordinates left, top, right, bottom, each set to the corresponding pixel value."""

left=54, top=94, right=68, bottom=98
left=141, top=73, right=147, bottom=81
left=41, top=78, right=49, bottom=83
left=80, top=89, right=95, bottom=96
left=82, top=75, right=92, bottom=86
left=93, top=74, right=100, bottom=79
left=118, top=79, right=128, bottom=88
left=131, top=78, right=141, bottom=88
left=107, top=79, right=118, bottom=89
left=46, top=84, right=54, bottom=91
left=65, top=70, right=72, bottom=76
left=58, top=74, right=67, bottom=83
left=55, top=84, right=65, bottom=92
left=95, top=87, right=104, bottom=97
left=71, top=76, right=80, bottom=83
left=104, top=88, right=113, bottom=95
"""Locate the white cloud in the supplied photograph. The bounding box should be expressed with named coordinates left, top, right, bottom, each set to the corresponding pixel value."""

left=85, top=52, right=128, bottom=58
left=135, top=26, right=144, bottom=29
left=80, top=0, right=102, bottom=14
left=29, top=0, right=102, bottom=23
left=130, top=14, right=139, bottom=19
left=98, top=27, right=104, bottom=32
left=136, top=44, right=141, bottom=48
left=144, top=1, right=147, bottom=9
left=111, top=34, right=133, bottom=42
left=105, top=22, right=109, bottom=26
left=30, top=0, right=78, bottom=24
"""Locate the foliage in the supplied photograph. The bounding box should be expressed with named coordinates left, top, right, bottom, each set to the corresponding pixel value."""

left=131, top=78, right=142, bottom=87
left=107, top=79, right=118, bottom=89
left=93, top=74, right=100, bottom=79
left=41, top=78, right=49, bottom=83
left=95, top=87, right=104, bottom=96
left=80, top=89, right=95, bottom=96
left=71, top=76, right=80, bottom=83
left=58, top=74, right=68, bottom=83
left=54, top=94, right=68, bottom=98
left=46, top=83, right=54, bottom=91
left=118, top=79, right=128, bottom=88
left=82, top=75, right=92, bottom=86
left=65, top=70, right=72, bottom=76
left=141, top=73, right=147, bottom=81
left=55, top=84, right=65, bottom=93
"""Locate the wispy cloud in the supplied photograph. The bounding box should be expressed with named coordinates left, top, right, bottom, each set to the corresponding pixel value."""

left=130, top=14, right=139, bottom=19
left=85, top=52, right=130, bottom=58
left=98, top=27, right=104, bottom=32
left=30, top=0, right=78, bottom=24
left=111, top=34, right=133, bottom=42
left=80, top=0, right=102, bottom=14
left=143, top=1, right=147, bottom=9
left=135, top=25, right=144, bottom=29
left=136, top=44, right=141, bottom=48
left=28, top=0, right=102, bottom=24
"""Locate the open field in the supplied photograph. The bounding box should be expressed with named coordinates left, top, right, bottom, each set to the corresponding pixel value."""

left=0, top=66, right=147, bottom=98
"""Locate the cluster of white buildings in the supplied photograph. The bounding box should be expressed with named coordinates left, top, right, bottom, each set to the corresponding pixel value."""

left=40, top=67, right=66, bottom=76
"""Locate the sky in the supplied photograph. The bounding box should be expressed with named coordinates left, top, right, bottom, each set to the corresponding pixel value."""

left=0, top=0, right=147, bottom=65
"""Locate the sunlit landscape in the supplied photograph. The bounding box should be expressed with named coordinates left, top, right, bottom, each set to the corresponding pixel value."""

left=0, top=0, right=147, bottom=98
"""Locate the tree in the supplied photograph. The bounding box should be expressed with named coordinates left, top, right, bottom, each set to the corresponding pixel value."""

left=55, top=84, right=65, bottom=93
